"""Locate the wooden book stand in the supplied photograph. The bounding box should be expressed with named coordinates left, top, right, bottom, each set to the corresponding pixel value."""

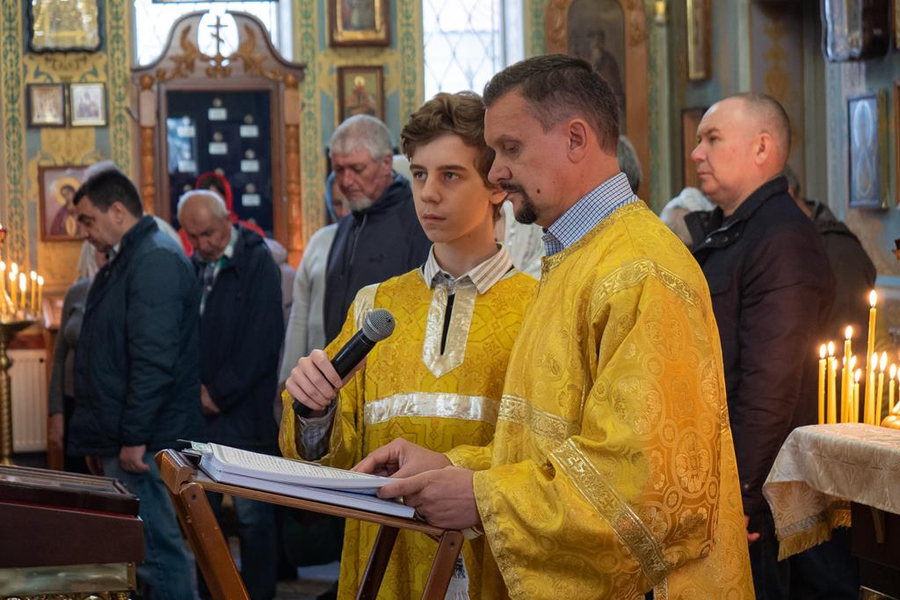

left=156, top=449, right=463, bottom=600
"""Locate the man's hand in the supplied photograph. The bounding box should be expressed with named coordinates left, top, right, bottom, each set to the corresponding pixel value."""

left=285, top=350, right=344, bottom=414
left=200, top=385, right=220, bottom=416
left=377, top=467, right=480, bottom=530
left=85, top=455, right=103, bottom=476
left=745, top=515, right=761, bottom=544
left=352, top=438, right=451, bottom=478
left=119, top=444, right=149, bottom=474
left=48, top=413, right=64, bottom=452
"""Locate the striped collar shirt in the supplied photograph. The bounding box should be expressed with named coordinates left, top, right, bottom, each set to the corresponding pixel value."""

left=421, top=244, right=514, bottom=294
left=542, top=172, right=638, bottom=256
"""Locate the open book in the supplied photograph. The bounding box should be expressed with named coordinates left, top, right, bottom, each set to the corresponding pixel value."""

left=188, top=442, right=415, bottom=519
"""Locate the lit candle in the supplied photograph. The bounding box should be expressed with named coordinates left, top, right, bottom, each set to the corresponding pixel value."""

left=18, top=273, right=26, bottom=315
left=28, top=271, right=36, bottom=315
left=866, top=352, right=877, bottom=425
left=36, top=276, right=43, bottom=315
left=865, top=291, right=877, bottom=413
left=891, top=364, right=898, bottom=415
left=842, top=327, right=853, bottom=422
left=877, top=352, right=888, bottom=425
left=854, top=369, right=862, bottom=423
left=827, top=342, right=837, bottom=424
left=8, top=272, right=16, bottom=311
left=818, top=344, right=827, bottom=424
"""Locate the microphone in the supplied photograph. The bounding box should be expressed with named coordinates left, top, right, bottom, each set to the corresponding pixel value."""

left=292, top=308, right=395, bottom=418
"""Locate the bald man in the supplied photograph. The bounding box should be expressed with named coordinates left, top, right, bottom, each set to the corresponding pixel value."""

left=685, top=94, right=836, bottom=600
left=178, top=190, right=284, bottom=600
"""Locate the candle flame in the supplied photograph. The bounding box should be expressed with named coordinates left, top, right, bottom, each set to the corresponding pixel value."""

left=872, top=352, right=878, bottom=366
left=881, top=352, right=888, bottom=372
left=0, top=261, right=6, bottom=272
left=37, top=275, right=43, bottom=285
left=870, top=290, right=878, bottom=307
left=820, top=344, right=827, bottom=359
left=845, top=326, right=853, bottom=340
left=828, top=341, right=835, bottom=356
left=856, top=369, right=862, bottom=382
left=9, top=263, right=17, bottom=276
left=29, top=270, right=35, bottom=281
left=892, top=364, right=898, bottom=379
left=850, top=355, right=857, bottom=369
left=18, top=273, right=25, bottom=291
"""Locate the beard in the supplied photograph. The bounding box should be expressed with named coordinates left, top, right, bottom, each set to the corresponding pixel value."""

left=346, top=196, right=375, bottom=212
left=503, top=183, right=538, bottom=225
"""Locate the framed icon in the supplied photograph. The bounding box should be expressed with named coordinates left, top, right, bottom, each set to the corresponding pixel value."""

left=27, top=84, right=66, bottom=127
left=39, top=165, right=88, bottom=241
left=329, top=0, right=389, bottom=47
left=28, top=0, right=101, bottom=52
left=337, top=66, right=385, bottom=123
left=69, top=83, right=107, bottom=127
left=847, top=92, right=888, bottom=209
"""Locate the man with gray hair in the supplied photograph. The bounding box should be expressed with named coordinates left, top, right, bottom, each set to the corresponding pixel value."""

left=323, top=114, right=430, bottom=343
left=616, top=135, right=642, bottom=194
left=178, top=190, right=284, bottom=600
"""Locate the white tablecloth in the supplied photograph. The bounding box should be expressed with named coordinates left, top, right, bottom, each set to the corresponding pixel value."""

left=763, top=423, right=900, bottom=559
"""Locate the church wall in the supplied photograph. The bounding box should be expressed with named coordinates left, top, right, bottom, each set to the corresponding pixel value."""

left=0, top=0, right=133, bottom=294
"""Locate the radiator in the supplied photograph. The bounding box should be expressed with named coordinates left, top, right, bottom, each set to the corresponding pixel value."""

left=10, top=349, right=47, bottom=453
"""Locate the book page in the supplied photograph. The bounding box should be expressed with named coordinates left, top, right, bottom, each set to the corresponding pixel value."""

left=208, top=443, right=396, bottom=490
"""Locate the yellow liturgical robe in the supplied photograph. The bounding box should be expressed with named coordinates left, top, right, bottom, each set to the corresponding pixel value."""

left=280, top=266, right=536, bottom=600
left=446, top=203, right=754, bottom=599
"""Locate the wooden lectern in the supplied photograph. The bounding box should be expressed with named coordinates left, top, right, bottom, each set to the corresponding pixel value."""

left=156, top=449, right=464, bottom=600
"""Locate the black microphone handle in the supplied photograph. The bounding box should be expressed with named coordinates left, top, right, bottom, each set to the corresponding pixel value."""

left=293, top=330, right=377, bottom=418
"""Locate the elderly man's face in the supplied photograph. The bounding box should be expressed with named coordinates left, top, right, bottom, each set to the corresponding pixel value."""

left=485, top=91, right=568, bottom=228
left=331, top=146, right=393, bottom=212
left=690, top=99, right=758, bottom=208
left=180, top=202, right=232, bottom=262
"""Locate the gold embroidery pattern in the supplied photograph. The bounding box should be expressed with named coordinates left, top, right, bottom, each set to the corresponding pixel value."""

left=592, top=259, right=701, bottom=312
left=552, top=438, right=671, bottom=587
left=421, top=284, right=477, bottom=377
left=364, top=392, right=500, bottom=426
left=498, top=394, right=578, bottom=442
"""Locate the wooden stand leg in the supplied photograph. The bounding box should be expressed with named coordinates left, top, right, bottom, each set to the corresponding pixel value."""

left=421, top=530, right=464, bottom=600
left=172, top=481, right=249, bottom=600
left=356, top=525, right=400, bottom=600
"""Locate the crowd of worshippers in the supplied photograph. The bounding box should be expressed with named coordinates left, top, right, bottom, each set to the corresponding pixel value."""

left=46, top=54, right=877, bottom=600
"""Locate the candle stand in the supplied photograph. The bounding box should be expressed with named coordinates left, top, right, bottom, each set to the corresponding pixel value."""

left=0, top=318, right=34, bottom=466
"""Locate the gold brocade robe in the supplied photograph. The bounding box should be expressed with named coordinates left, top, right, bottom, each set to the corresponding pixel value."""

left=446, top=203, right=754, bottom=600
left=280, top=268, right=536, bottom=600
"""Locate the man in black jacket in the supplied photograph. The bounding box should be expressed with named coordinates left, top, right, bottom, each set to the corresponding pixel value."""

left=179, top=190, right=284, bottom=600
left=686, top=93, right=836, bottom=600
left=323, top=115, right=431, bottom=343
left=72, top=169, right=201, bottom=600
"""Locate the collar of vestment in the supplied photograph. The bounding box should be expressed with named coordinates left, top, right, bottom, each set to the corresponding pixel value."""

left=420, top=244, right=513, bottom=294
left=542, top=172, right=637, bottom=256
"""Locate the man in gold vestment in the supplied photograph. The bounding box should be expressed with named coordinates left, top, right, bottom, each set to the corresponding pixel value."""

left=356, top=55, right=755, bottom=599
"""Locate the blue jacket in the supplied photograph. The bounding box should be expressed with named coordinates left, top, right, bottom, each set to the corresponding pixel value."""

left=323, top=174, right=431, bottom=343
left=196, top=226, right=284, bottom=450
left=70, top=216, right=203, bottom=457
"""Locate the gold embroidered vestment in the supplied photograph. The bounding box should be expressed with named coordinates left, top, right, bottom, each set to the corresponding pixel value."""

left=446, top=203, right=755, bottom=599
left=280, top=268, right=536, bottom=600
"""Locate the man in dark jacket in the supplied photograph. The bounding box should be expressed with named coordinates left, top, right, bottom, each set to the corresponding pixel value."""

left=686, top=93, right=836, bottom=600
left=323, top=114, right=431, bottom=343
left=72, top=169, right=201, bottom=600
left=784, top=165, right=877, bottom=338
left=178, top=190, right=284, bottom=600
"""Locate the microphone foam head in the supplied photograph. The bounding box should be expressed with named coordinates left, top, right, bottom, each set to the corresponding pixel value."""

left=363, top=308, right=395, bottom=342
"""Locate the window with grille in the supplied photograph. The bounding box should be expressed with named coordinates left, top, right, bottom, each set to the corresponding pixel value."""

left=133, top=0, right=282, bottom=66
left=422, top=0, right=523, bottom=99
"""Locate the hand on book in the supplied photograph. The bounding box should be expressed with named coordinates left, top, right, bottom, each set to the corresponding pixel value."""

left=286, top=349, right=343, bottom=413
left=352, top=438, right=451, bottom=478
left=377, top=466, right=480, bottom=530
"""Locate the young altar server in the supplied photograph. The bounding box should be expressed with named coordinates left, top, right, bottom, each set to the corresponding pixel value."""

left=279, top=91, right=536, bottom=599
